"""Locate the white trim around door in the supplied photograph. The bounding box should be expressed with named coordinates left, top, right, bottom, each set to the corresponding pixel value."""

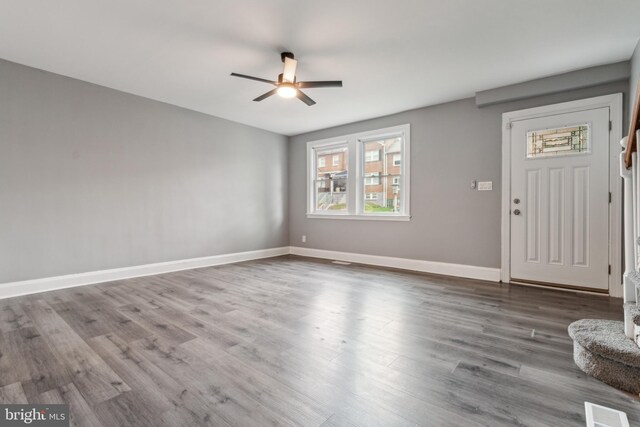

left=501, top=93, right=623, bottom=297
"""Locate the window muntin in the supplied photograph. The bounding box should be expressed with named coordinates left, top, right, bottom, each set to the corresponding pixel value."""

left=306, top=124, right=410, bottom=219
left=526, top=124, right=589, bottom=159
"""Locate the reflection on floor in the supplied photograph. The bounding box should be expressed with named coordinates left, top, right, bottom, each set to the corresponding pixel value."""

left=0, top=255, right=637, bottom=426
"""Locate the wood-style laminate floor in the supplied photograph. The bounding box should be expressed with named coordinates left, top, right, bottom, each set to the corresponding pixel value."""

left=0, top=255, right=638, bottom=426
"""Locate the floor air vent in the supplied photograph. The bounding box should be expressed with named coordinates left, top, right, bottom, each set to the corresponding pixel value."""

left=585, top=402, right=629, bottom=427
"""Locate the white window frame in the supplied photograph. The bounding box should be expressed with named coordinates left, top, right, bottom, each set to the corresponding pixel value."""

left=306, top=124, right=410, bottom=221
left=393, top=154, right=401, bottom=166
left=332, top=154, right=340, bottom=166
left=365, top=193, right=378, bottom=200
left=318, top=156, right=326, bottom=167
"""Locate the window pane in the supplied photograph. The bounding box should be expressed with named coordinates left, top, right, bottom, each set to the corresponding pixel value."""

left=526, top=124, right=589, bottom=158
left=362, top=137, right=402, bottom=214
left=362, top=138, right=402, bottom=175
left=315, top=145, right=348, bottom=212
left=315, top=179, right=348, bottom=211
left=363, top=175, right=401, bottom=213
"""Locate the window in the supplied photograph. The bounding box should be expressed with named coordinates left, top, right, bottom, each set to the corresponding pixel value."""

left=306, top=124, right=410, bottom=220
left=364, top=173, right=380, bottom=185
left=526, top=124, right=589, bottom=158
left=312, top=144, right=348, bottom=213
left=365, top=150, right=380, bottom=162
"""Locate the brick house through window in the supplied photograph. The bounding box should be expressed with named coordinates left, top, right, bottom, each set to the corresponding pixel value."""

left=363, top=137, right=402, bottom=211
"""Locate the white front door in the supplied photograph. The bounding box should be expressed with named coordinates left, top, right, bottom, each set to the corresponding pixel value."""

left=510, top=107, right=610, bottom=290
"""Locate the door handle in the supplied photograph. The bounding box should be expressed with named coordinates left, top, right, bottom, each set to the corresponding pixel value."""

left=513, top=209, right=521, bottom=216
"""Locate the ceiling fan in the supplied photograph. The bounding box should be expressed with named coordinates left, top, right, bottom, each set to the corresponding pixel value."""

left=230, top=52, right=342, bottom=106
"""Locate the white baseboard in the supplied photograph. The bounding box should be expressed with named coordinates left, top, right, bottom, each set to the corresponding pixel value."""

left=0, top=246, right=290, bottom=300
left=289, top=246, right=501, bottom=282
left=0, top=245, right=500, bottom=300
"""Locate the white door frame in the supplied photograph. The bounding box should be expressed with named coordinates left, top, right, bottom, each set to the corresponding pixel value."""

left=501, top=93, right=623, bottom=297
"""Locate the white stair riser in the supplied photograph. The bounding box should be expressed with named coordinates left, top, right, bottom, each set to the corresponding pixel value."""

left=623, top=303, right=639, bottom=339
left=625, top=312, right=635, bottom=339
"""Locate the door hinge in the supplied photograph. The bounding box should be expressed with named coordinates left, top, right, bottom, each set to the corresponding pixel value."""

left=608, top=265, right=611, bottom=275
left=609, top=121, right=612, bottom=131
left=609, top=192, right=612, bottom=203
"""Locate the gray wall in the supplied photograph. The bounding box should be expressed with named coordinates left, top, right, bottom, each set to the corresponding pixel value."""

left=289, top=80, right=628, bottom=269
left=631, top=39, right=640, bottom=116
left=0, top=59, right=288, bottom=283
left=476, top=61, right=629, bottom=107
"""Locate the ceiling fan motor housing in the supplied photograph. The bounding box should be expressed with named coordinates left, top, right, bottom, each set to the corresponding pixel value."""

left=278, top=73, right=296, bottom=84
left=281, top=52, right=294, bottom=63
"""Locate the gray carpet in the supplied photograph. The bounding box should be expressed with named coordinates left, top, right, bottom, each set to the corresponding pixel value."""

left=568, top=319, right=640, bottom=394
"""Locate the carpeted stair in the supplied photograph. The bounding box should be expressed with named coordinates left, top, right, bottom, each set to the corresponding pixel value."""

left=568, top=319, right=640, bottom=394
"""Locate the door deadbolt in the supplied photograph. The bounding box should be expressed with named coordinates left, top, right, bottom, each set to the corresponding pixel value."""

left=513, top=198, right=520, bottom=204
left=513, top=209, right=521, bottom=216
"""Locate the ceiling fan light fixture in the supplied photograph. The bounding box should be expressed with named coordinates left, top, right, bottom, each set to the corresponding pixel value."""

left=277, top=84, right=297, bottom=99
left=231, top=52, right=342, bottom=106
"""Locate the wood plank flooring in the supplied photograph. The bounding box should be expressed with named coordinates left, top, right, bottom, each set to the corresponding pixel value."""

left=0, top=255, right=638, bottom=426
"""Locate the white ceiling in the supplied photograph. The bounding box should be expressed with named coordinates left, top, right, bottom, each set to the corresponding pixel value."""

left=0, top=1, right=639, bottom=136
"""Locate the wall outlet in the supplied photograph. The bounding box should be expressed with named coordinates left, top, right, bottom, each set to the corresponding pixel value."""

left=301, top=235, right=306, bottom=243
left=478, top=181, right=493, bottom=191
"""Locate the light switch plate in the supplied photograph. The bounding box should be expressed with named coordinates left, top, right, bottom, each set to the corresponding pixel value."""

left=478, top=181, right=493, bottom=191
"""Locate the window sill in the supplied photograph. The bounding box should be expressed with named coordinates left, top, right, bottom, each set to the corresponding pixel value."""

left=306, top=213, right=411, bottom=221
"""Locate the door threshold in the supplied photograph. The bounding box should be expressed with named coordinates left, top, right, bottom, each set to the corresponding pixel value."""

left=510, top=278, right=609, bottom=296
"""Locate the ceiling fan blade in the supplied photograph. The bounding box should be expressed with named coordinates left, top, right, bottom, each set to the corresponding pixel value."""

left=230, top=73, right=277, bottom=85
left=253, top=88, right=278, bottom=102
left=297, top=81, right=343, bottom=88
left=283, top=57, right=298, bottom=83
left=296, top=90, right=316, bottom=106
